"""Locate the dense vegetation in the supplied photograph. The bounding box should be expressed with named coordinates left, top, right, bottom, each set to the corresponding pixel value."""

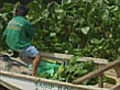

left=1, top=0, right=120, bottom=61
left=40, top=57, right=116, bottom=85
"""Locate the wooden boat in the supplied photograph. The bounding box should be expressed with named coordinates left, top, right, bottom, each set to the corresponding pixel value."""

left=0, top=52, right=120, bottom=90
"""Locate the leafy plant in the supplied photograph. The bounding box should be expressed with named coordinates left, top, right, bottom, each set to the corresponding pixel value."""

left=52, top=57, right=98, bottom=85
left=1, top=0, right=120, bottom=61
left=0, top=3, right=14, bottom=51
left=51, top=57, right=116, bottom=85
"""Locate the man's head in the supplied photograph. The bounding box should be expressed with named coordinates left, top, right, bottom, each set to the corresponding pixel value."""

left=15, top=5, right=29, bottom=17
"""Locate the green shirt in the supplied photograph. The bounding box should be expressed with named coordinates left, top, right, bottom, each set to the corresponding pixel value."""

left=3, top=16, right=35, bottom=51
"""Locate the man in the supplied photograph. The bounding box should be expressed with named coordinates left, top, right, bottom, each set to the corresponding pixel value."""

left=3, top=5, right=41, bottom=76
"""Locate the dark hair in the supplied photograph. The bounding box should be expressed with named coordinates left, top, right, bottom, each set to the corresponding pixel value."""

left=15, top=5, right=29, bottom=17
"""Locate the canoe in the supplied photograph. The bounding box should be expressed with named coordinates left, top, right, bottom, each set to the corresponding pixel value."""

left=1, top=70, right=110, bottom=90
left=0, top=52, right=119, bottom=90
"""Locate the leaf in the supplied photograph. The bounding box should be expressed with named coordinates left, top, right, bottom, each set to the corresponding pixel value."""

left=104, top=76, right=116, bottom=84
left=55, top=8, right=66, bottom=20
left=1, top=2, right=14, bottom=13
left=73, top=49, right=83, bottom=56
left=81, top=27, right=90, bottom=35
left=83, top=0, right=93, bottom=3
left=47, top=2, right=59, bottom=13
left=50, top=32, right=56, bottom=37
left=67, top=66, right=76, bottom=73
left=62, top=1, right=74, bottom=10
left=88, top=7, right=95, bottom=16
left=90, top=38, right=100, bottom=44
left=109, top=5, right=119, bottom=12
left=69, top=33, right=79, bottom=43
left=42, top=9, right=49, bottom=18
left=78, top=69, right=88, bottom=76
left=100, top=9, right=109, bottom=21
left=69, top=56, right=79, bottom=65
left=55, top=9, right=64, bottom=13
left=13, top=2, right=20, bottom=16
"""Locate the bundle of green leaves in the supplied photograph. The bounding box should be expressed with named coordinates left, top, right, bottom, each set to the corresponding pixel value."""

left=51, top=57, right=116, bottom=85
left=52, top=57, right=98, bottom=85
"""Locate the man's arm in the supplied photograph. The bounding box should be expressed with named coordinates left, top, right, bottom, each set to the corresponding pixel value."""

left=24, top=21, right=36, bottom=38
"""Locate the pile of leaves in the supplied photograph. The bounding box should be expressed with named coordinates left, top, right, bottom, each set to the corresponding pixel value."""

left=52, top=57, right=98, bottom=85
left=41, top=57, right=116, bottom=85
left=1, top=0, right=120, bottom=61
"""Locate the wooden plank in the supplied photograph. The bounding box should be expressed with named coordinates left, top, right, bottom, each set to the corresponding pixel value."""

left=73, top=60, right=120, bottom=84
left=104, top=69, right=117, bottom=77
left=0, top=75, right=36, bottom=90
left=0, top=70, right=108, bottom=90
left=2, top=52, right=109, bottom=65
left=111, top=77, right=120, bottom=89
left=98, top=73, right=104, bottom=88
left=40, top=52, right=74, bottom=60
left=114, top=64, right=120, bottom=78
left=0, top=79, right=22, bottom=90
left=1, top=53, right=28, bottom=66
left=111, top=84, right=120, bottom=89
left=105, top=74, right=120, bottom=88
left=0, top=57, right=31, bottom=75
left=77, top=57, right=108, bottom=65
left=40, top=52, right=108, bottom=65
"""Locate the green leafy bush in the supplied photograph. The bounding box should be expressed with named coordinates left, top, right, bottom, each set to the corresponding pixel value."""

left=1, top=0, right=120, bottom=61
left=0, top=3, right=14, bottom=51
left=27, top=0, right=120, bottom=61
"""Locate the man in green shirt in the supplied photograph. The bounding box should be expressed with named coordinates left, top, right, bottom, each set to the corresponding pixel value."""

left=3, top=5, right=41, bottom=76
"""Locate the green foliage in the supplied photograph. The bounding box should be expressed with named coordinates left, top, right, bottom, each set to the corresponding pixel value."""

left=0, top=3, right=14, bottom=51
left=52, top=57, right=97, bottom=85
left=104, top=76, right=116, bottom=84
left=1, top=0, right=120, bottom=61
left=51, top=57, right=116, bottom=85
